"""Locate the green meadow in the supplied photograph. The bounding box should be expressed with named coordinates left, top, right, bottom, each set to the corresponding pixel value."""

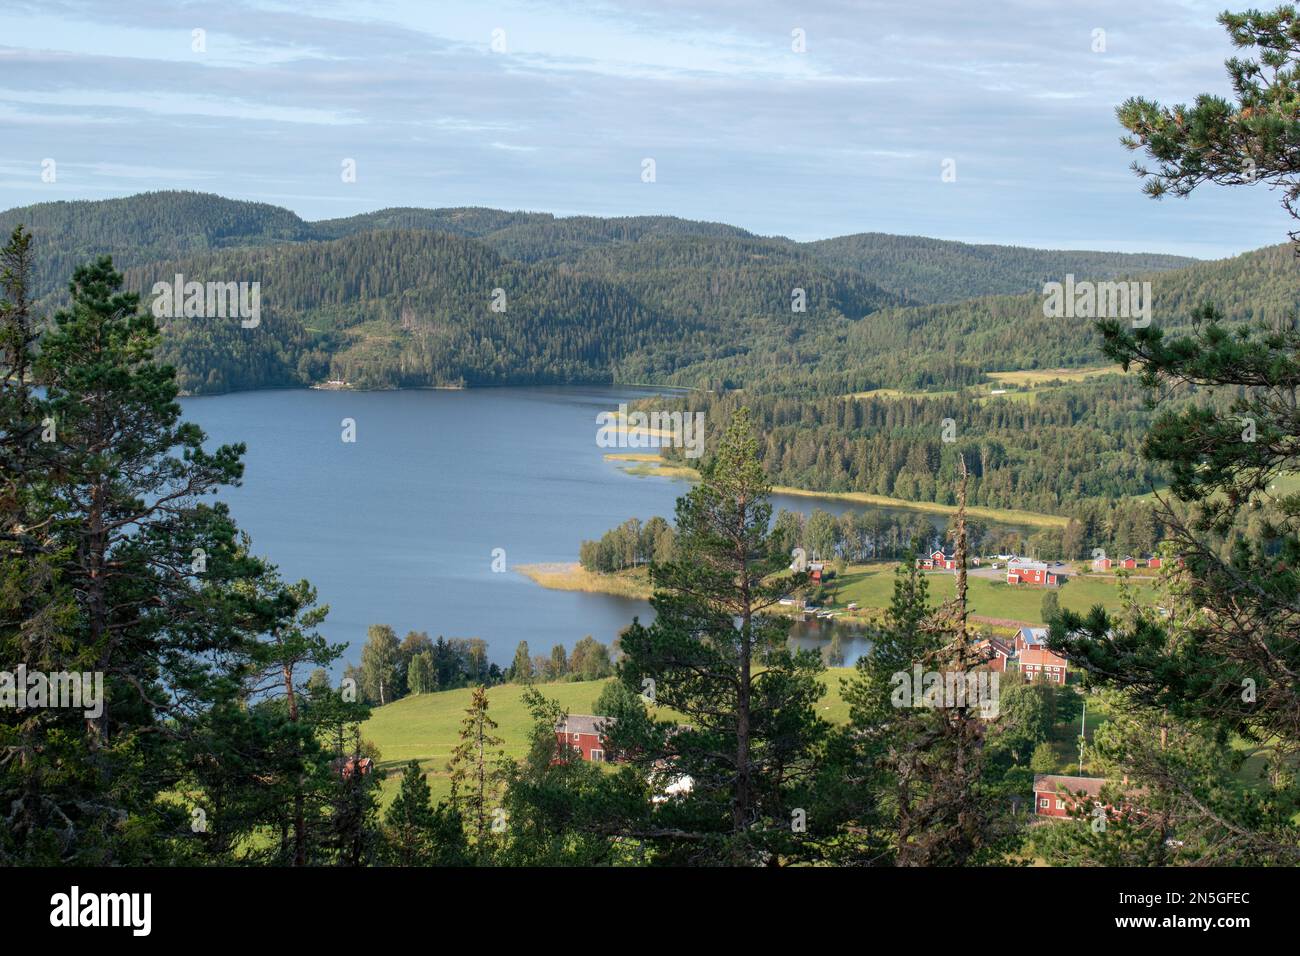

left=829, top=562, right=1151, bottom=623
left=361, top=670, right=856, bottom=806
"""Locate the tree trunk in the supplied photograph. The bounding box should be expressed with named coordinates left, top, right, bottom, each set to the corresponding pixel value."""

left=283, top=661, right=306, bottom=866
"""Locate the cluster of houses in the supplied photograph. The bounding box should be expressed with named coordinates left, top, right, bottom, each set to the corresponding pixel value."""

left=1091, top=555, right=1164, bottom=571
left=557, top=712, right=1139, bottom=825
left=917, top=550, right=1065, bottom=586
left=556, top=686, right=1156, bottom=829
left=975, top=626, right=1069, bottom=684
left=920, top=550, right=1175, bottom=580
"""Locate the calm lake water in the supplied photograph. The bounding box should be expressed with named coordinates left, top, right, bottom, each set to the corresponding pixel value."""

left=182, top=386, right=968, bottom=670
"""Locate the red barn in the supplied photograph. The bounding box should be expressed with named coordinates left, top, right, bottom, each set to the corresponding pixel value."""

left=1119, top=556, right=1138, bottom=570
left=1091, top=556, right=1112, bottom=571
left=555, top=714, right=614, bottom=763
left=1146, top=555, right=1162, bottom=569
left=1005, top=561, right=1061, bottom=586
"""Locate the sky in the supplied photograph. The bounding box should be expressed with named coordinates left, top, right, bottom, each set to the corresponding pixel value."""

left=0, top=0, right=1290, bottom=259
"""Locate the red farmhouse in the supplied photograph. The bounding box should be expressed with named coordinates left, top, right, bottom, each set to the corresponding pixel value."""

left=1005, top=561, right=1061, bottom=586
left=1018, top=647, right=1068, bottom=684
left=917, top=550, right=956, bottom=571
left=1032, top=774, right=1139, bottom=820
left=1033, top=774, right=1107, bottom=817
left=555, top=714, right=613, bottom=763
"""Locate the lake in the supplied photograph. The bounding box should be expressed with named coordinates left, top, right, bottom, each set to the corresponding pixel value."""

left=182, top=386, right=976, bottom=670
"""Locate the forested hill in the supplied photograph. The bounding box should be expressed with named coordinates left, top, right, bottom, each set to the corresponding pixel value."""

left=6, top=190, right=1193, bottom=297
left=116, top=227, right=902, bottom=393
left=0, top=193, right=314, bottom=295
left=0, top=189, right=1242, bottom=395
left=704, top=240, right=1300, bottom=397
left=804, top=233, right=1198, bottom=304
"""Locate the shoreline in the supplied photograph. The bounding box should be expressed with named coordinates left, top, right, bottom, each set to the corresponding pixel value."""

left=602, top=453, right=1066, bottom=529
left=514, top=561, right=1038, bottom=636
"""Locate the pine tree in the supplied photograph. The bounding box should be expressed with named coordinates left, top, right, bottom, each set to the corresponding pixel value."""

left=1053, top=29, right=1300, bottom=854
left=1118, top=5, right=1300, bottom=244
left=5, top=254, right=273, bottom=862
left=611, top=408, right=828, bottom=865
left=0, top=226, right=80, bottom=862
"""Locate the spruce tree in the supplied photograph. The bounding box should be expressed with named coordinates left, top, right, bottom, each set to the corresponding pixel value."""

left=447, top=686, right=507, bottom=857
left=385, top=761, right=468, bottom=866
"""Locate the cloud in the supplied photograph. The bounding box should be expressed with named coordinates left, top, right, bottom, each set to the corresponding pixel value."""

left=0, top=0, right=1287, bottom=256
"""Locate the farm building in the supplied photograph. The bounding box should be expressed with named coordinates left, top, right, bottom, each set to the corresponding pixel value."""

left=1017, top=647, right=1068, bottom=684
left=1005, top=561, right=1062, bottom=586
left=1146, top=555, right=1162, bottom=569
left=1033, top=774, right=1140, bottom=820
left=1119, top=556, right=1138, bottom=570
left=917, top=549, right=956, bottom=571
left=1033, top=774, right=1107, bottom=818
left=555, top=714, right=614, bottom=763
left=1014, top=626, right=1048, bottom=653
left=1091, top=556, right=1112, bottom=571
left=975, top=637, right=1014, bottom=672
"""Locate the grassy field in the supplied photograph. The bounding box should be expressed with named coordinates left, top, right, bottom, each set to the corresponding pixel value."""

left=843, top=386, right=960, bottom=401
left=843, top=366, right=1123, bottom=406
left=985, top=365, right=1123, bottom=387
left=519, top=559, right=1146, bottom=626
left=361, top=670, right=855, bottom=805
left=830, top=563, right=1151, bottom=623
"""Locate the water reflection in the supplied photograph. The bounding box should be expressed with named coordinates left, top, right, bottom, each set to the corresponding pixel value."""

left=787, top=617, right=873, bottom=668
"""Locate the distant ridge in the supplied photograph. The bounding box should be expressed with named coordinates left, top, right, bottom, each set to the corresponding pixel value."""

left=3, top=190, right=1274, bottom=397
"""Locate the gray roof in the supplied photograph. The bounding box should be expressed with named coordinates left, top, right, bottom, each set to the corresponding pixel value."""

left=556, top=714, right=614, bottom=736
